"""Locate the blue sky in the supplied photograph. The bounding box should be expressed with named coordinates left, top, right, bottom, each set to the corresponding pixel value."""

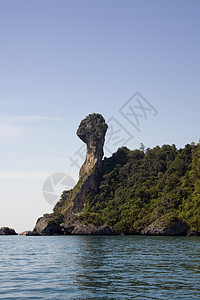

left=0, top=0, right=200, bottom=232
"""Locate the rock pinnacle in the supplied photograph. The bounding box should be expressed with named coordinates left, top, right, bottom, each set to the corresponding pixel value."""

left=77, top=113, right=108, bottom=178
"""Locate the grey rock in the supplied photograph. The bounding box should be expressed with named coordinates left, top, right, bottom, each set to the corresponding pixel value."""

left=34, top=213, right=64, bottom=235
left=77, top=113, right=108, bottom=179
left=186, top=230, right=200, bottom=236
left=33, top=114, right=114, bottom=235
left=64, top=173, right=98, bottom=219
left=20, top=230, right=40, bottom=236
left=0, top=227, right=17, bottom=235
left=141, top=217, right=188, bottom=236
left=63, top=220, right=117, bottom=235
left=62, top=114, right=108, bottom=220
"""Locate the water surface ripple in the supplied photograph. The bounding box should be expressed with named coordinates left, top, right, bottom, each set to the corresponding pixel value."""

left=0, top=235, right=200, bottom=299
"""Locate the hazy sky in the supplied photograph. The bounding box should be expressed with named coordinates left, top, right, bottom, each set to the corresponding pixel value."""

left=0, top=0, right=200, bottom=232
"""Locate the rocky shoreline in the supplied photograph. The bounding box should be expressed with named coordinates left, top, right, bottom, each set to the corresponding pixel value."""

left=1, top=224, right=200, bottom=236
left=19, top=216, right=200, bottom=236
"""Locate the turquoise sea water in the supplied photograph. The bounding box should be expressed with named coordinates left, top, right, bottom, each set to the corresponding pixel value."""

left=0, top=235, right=200, bottom=299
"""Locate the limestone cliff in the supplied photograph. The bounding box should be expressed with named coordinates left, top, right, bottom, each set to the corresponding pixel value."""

left=77, top=113, right=108, bottom=179
left=33, top=113, right=115, bottom=235
left=61, top=113, right=108, bottom=220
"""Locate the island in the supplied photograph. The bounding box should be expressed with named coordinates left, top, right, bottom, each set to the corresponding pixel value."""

left=23, top=113, right=200, bottom=236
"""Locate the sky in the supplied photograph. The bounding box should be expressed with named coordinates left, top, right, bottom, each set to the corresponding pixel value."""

left=0, top=0, right=200, bottom=233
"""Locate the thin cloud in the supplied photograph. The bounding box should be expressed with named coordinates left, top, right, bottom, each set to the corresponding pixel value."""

left=0, top=171, right=50, bottom=180
left=0, top=124, right=28, bottom=137
left=0, top=115, right=62, bottom=122
left=0, top=115, right=62, bottom=138
left=20, top=157, right=68, bottom=163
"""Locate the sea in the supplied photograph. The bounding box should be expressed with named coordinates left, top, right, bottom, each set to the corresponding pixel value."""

left=0, top=235, right=200, bottom=299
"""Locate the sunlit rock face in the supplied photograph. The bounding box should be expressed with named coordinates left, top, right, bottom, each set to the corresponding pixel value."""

left=77, top=113, right=108, bottom=179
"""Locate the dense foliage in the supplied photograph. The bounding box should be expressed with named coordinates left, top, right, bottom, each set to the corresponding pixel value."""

left=75, top=143, right=200, bottom=234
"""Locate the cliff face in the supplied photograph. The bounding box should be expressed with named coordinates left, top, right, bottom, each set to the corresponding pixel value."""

left=33, top=113, right=114, bottom=235
left=77, top=113, right=108, bottom=179
left=61, top=113, right=108, bottom=220
left=62, top=172, right=99, bottom=222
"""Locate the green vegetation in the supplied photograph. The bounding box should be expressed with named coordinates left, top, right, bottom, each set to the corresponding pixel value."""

left=53, top=190, right=71, bottom=214
left=53, top=175, right=86, bottom=215
left=73, top=143, right=200, bottom=234
left=46, top=212, right=63, bottom=226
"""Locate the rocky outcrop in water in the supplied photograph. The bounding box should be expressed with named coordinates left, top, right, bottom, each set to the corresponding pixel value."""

left=20, top=230, right=39, bottom=236
left=33, top=216, right=116, bottom=236
left=33, top=213, right=64, bottom=235
left=0, top=227, right=17, bottom=235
